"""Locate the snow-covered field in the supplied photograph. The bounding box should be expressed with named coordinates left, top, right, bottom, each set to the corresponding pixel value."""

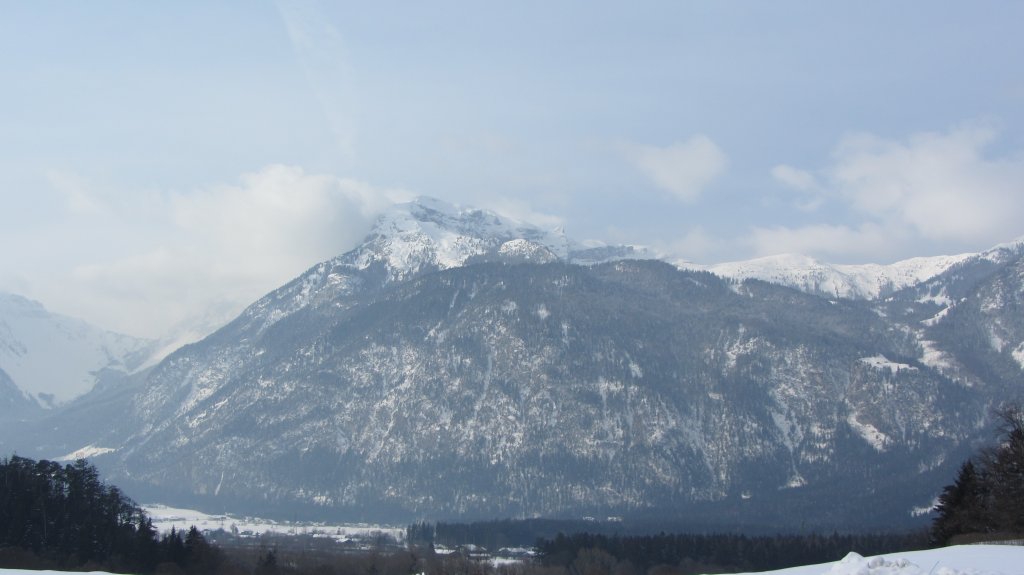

left=142, top=503, right=405, bottom=544
left=731, top=545, right=1023, bottom=575
left=0, top=544, right=1019, bottom=575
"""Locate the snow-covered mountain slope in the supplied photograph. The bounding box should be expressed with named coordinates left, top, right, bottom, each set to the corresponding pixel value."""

left=690, top=238, right=1024, bottom=301
left=894, top=244, right=1024, bottom=389
left=695, top=253, right=973, bottom=300
left=340, top=196, right=656, bottom=279
left=0, top=293, right=155, bottom=408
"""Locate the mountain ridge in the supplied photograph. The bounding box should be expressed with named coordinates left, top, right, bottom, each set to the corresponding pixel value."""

left=681, top=236, right=1024, bottom=301
left=2, top=197, right=1022, bottom=530
left=3, top=197, right=1016, bottom=377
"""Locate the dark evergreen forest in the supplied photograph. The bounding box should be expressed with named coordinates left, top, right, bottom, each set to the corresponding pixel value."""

left=533, top=531, right=927, bottom=574
left=931, top=405, right=1024, bottom=545
left=0, top=455, right=222, bottom=573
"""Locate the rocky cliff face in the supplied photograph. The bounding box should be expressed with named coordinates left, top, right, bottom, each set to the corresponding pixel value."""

left=11, top=199, right=1023, bottom=529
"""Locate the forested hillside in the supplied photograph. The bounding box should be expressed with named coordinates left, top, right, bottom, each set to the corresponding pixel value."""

left=0, top=456, right=220, bottom=573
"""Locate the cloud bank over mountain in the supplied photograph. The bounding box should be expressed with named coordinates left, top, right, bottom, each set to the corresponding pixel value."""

left=760, top=124, right=1024, bottom=261
left=6, top=166, right=404, bottom=338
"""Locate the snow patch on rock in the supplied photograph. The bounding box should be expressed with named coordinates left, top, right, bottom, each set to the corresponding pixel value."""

left=57, top=445, right=116, bottom=461
left=847, top=413, right=891, bottom=452
left=859, top=355, right=917, bottom=374
left=919, top=340, right=954, bottom=371
left=1012, top=343, right=1024, bottom=370
left=784, top=474, right=807, bottom=489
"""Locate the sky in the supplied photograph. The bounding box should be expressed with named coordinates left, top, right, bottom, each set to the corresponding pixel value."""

left=1, top=1, right=1023, bottom=339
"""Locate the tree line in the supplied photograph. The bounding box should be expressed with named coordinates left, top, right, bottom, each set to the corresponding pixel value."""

left=537, top=530, right=928, bottom=574
left=408, top=519, right=928, bottom=575
left=0, top=455, right=223, bottom=573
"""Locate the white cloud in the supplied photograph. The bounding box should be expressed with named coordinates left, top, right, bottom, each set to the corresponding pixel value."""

left=747, top=223, right=895, bottom=261
left=46, top=171, right=109, bottom=216
left=276, top=0, right=358, bottom=160
left=770, top=164, right=825, bottom=212
left=17, top=165, right=401, bottom=339
left=482, top=197, right=565, bottom=231
left=626, top=136, right=727, bottom=202
left=771, top=164, right=819, bottom=192
left=169, top=165, right=390, bottom=275
left=750, top=124, right=1024, bottom=261
left=664, top=227, right=718, bottom=262
left=829, top=124, right=1024, bottom=243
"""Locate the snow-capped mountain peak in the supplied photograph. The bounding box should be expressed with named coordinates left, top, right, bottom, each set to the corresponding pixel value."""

left=345, top=197, right=572, bottom=279
left=233, top=196, right=656, bottom=335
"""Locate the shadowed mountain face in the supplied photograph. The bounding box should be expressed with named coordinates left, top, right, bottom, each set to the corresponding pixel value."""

left=8, top=199, right=1023, bottom=529
left=112, top=261, right=978, bottom=523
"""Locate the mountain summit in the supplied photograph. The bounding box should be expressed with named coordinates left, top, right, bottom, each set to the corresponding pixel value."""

left=231, top=197, right=654, bottom=336
left=325, top=196, right=657, bottom=278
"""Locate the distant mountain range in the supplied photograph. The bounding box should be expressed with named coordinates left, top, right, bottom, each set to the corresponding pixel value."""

left=695, top=251, right=976, bottom=300
left=2, top=197, right=1021, bottom=531
left=0, top=293, right=155, bottom=409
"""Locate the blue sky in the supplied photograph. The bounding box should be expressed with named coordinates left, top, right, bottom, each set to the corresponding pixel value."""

left=1, top=1, right=1023, bottom=337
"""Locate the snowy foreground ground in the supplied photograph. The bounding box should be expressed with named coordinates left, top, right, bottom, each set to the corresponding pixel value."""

left=1, top=545, right=1021, bottom=575
left=733, top=545, right=1023, bottom=575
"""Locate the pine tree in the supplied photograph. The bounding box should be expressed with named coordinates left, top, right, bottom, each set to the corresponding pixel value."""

left=183, top=526, right=222, bottom=575
left=931, top=460, right=986, bottom=544
left=0, top=455, right=161, bottom=571
left=982, top=405, right=1024, bottom=533
left=932, top=404, right=1024, bottom=544
left=161, top=527, right=187, bottom=567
